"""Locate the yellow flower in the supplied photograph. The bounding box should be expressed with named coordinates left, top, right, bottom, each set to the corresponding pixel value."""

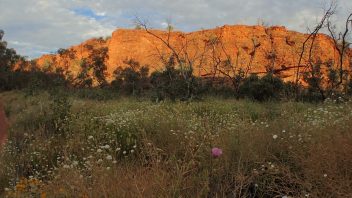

left=15, top=183, right=26, bottom=192
left=41, top=191, right=47, bottom=198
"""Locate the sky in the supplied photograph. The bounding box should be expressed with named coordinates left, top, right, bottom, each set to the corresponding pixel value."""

left=0, top=0, right=351, bottom=59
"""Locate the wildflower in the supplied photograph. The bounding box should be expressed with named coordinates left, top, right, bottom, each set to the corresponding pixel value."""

left=323, top=174, right=328, bottom=177
left=123, top=151, right=127, bottom=155
left=72, top=161, right=79, bottom=166
left=113, top=160, right=117, bottom=164
left=88, top=136, right=94, bottom=140
left=106, top=167, right=111, bottom=170
left=211, top=147, right=223, bottom=158
left=97, top=149, right=103, bottom=153
left=130, top=149, right=135, bottom=153
left=63, top=165, right=70, bottom=169
left=103, top=145, right=110, bottom=149
left=273, top=135, right=278, bottom=140
left=282, top=130, right=286, bottom=133
left=106, top=155, right=113, bottom=160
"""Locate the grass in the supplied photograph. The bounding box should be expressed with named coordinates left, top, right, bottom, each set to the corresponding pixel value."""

left=0, top=90, right=352, bottom=197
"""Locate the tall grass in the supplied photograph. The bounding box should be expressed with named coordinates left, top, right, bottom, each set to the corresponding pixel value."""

left=0, top=91, right=351, bottom=197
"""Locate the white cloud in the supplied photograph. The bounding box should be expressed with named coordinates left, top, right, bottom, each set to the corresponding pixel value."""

left=0, top=0, right=351, bottom=58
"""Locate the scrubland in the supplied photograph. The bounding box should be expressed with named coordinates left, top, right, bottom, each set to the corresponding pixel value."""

left=0, top=91, right=352, bottom=197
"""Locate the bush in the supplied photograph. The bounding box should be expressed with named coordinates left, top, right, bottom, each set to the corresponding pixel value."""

left=111, top=59, right=150, bottom=96
left=239, top=73, right=284, bottom=101
left=347, top=79, right=352, bottom=96
left=150, top=66, right=199, bottom=101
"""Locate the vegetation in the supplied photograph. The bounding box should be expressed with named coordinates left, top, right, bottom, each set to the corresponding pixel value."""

left=0, top=8, right=352, bottom=196
left=1, top=91, right=352, bottom=197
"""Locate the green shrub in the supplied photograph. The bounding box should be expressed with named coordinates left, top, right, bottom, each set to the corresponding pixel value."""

left=239, top=73, right=284, bottom=101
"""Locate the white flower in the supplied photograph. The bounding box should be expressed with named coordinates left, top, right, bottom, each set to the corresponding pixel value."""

left=113, top=160, right=117, bottom=164
left=88, top=136, right=94, bottom=140
left=273, top=135, right=278, bottom=140
left=282, top=130, right=286, bottom=133
left=323, top=174, right=328, bottom=177
left=63, top=165, right=70, bottom=169
left=123, top=151, right=127, bottom=155
left=116, top=147, right=121, bottom=151
left=106, top=155, right=113, bottom=160
left=106, top=167, right=111, bottom=170
left=97, top=159, right=103, bottom=163
left=97, top=149, right=103, bottom=153
left=103, top=145, right=110, bottom=149
left=72, top=161, right=79, bottom=166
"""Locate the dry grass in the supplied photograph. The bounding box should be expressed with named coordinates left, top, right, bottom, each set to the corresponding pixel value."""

left=0, top=91, right=352, bottom=197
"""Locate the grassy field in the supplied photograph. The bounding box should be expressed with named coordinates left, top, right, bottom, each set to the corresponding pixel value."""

left=0, top=91, right=352, bottom=197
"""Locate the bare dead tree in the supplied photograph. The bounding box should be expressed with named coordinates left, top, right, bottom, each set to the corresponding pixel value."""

left=202, top=32, right=248, bottom=92
left=134, top=17, right=210, bottom=99
left=327, top=12, right=352, bottom=87
left=134, top=17, right=183, bottom=66
left=295, top=1, right=336, bottom=85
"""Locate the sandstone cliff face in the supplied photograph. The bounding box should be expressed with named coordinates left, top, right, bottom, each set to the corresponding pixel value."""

left=36, top=38, right=108, bottom=77
left=36, top=25, right=351, bottom=82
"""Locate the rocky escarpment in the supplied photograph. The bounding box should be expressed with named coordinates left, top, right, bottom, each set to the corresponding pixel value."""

left=36, top=25, right=352, bottom=82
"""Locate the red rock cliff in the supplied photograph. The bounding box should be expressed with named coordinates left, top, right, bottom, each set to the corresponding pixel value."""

left=36, top=25, right=352, bottom=82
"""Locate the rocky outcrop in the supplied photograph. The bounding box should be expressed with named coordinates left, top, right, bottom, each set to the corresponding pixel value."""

left=36, top=25, right=352, bottom=82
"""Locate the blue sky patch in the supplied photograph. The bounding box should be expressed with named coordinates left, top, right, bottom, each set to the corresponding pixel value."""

left=72, top=7, right=107, bottom=21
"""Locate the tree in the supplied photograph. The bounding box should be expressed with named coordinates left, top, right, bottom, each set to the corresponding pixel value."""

left=134, top=18, right=207, bottom=100
left=111, top=59, right=150, bottom=95
left=57, top=48, right=76, bottom=77
left=74, top=58, right=93, bottom=88
left=150, top=56, right=199, bottom=101
left=327, top=11, right=352, bottom=90
left=295, top=1, right=336, bottom=87
left=74, top=44, right=108, bottom=87
left=238, top=73, right=284, bottom=101
left=0, top=30, right=21, bottom=90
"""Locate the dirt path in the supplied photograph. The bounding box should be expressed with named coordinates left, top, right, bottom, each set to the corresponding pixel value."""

left=0, top=101, right=8, bottom=147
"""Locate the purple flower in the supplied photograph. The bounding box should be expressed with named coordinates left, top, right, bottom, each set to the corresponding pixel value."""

left=211, top=147, right=223, bottom=158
